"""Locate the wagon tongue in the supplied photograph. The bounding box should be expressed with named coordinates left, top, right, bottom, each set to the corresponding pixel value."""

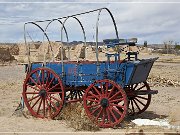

left=135, top=90, right=158, bottom=95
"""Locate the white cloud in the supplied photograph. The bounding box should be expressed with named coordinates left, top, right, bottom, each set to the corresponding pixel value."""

left=0, top=2, right=180, bottom=44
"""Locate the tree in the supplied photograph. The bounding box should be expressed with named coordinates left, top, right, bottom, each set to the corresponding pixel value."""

left=175, top=42, right=180, bottom=50
left=164, top=40, right=173, bottom=54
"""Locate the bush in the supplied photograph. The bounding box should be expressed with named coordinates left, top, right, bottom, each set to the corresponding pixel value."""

left=57, top=102, right=100, bottom=131
left=175, top=45, right=180, bottom=50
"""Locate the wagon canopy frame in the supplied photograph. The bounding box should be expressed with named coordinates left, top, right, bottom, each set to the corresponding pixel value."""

left=24, top=7, right=119, bottom=69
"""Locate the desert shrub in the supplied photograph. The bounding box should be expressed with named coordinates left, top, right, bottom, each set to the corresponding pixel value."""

left=0, top=48, right=15, bottom=62
left=57, top=102, right=100, bottom=131
left=175, top=45, right=180, bottom=50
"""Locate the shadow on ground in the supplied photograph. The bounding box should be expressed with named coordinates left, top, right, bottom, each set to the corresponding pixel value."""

left=133, top=111, right=168, bottom=120
left=115, top=111, right=168, bottom=129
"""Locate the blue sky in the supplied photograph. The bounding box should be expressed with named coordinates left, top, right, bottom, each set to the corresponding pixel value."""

left=0, top=0, right=180, bottom=44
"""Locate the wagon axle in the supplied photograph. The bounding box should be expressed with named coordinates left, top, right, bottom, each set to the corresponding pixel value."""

left=39, top=89, right=47, bottom=98
left=100, top=98, right=109, bottom=108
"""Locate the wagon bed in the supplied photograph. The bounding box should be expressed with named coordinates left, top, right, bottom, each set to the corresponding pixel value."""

left=29, top=57, right=158, bottom=87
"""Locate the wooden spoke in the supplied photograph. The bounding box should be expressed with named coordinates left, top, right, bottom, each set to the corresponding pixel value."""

left=86, top=98, right=99, bottom=102
left=110, top=103, right=125, bottom=109
left=109, top=91, right=121, bottom=100
left=90, top=106, right=101, bottom=115
left=48, top=92, right=62, bottom=94
left=106, top=107, right=111, bottom=123
left=105, top=82, right=109, bottom=97
left=27, top=95, right=40, bottom=102
left=25, top=92, right=39, bottom=94
left=133, top=99, right=141, bottom=111
left=37, top=98, right=43, bottom=115
left=109, top=98, right=124, bottom=103
left=92, top=86, right=101, bottom=96
left=48, top=83, right=60, bottom=92
left=45, top=98, right=51, bottom=118
left=45, top=71, right=50, bottom=86
left=47, top=97, right=58, bottom=111
left=133, top=83, right=138, bottom=90
left=130, top=100, right=135, bottom=114
left=112, top=106, right=123, bottom=116
left=136, top=95, right=148, bottom=100
left=46, top=77, right=55, bottom=89
left=136, top=84, right=146, bottom=91
left=42, top=69, right=44, bottom=85
left=34, top=72, right=41, bottom=85
left=134, top=97, right=146, bottom=106
left=43, top=98, right=45, bottom=117
left=108, top=107, right=118, bottom=122
left=49, top=95, right=62, bottom=103
left=107, top=86, right=115, bottom=98
left=96, top=107, right=103, bottom=120
left=29, top=77, right=41, bottom=90
left=87, top=103, right=100, bottom=108
left=100, top=109, right=106, bottom=125
left=99, top=82, right=104, bottom=95
left=31, top=97, right=41, bottom=109
left=88, top=92, right=99, bottom=100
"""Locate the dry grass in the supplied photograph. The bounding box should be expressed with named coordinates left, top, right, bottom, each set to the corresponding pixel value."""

left=57, top=102, right=100, bottom=131
left=168, top=106, right=180, bottom=125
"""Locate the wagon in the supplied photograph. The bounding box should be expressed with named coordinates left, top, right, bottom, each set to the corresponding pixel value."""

left=22, top=8, right=158, bottom=128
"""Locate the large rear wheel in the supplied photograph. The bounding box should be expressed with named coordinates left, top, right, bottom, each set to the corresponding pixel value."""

left=83, top=79, right=128, bottom=128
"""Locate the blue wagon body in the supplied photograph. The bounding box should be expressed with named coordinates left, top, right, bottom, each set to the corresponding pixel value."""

left=30, top=57, right=157, bottom=88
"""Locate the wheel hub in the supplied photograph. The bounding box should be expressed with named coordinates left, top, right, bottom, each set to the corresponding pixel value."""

left=100, top=98, right=109, bottom=108
left=129, top=96, right=135, bottom=100
left=39, top=89, right=47, bottom=97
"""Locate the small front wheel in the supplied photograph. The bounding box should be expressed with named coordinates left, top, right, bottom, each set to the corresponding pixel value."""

left=125, top=82, right=151, bottom=115
left=83, top=79, right=128, bottom=128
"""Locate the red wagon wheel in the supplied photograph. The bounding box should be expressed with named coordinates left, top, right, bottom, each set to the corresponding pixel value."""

left=83, top=79, right=128, bottom=128
left=125, top=82, right=151, bottom=115
left=65, top=88, right=85, bottom=103
left=22, top=67, right=64, bottom=119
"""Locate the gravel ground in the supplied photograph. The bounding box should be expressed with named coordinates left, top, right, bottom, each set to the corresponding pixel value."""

left=0, top=63, right=179, bottom=134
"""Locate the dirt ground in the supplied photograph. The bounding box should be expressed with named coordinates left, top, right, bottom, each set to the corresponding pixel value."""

left=0, top=54, right=180, bottom=134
